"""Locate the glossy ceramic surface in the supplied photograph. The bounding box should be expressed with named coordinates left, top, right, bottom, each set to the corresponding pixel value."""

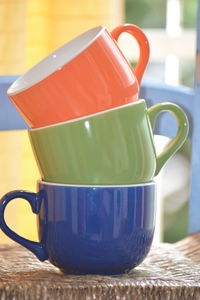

left=7, top=24, right=150, bottom=128
left=0, top=181, right=156, bottom=275
left=29, top=100, right=189, bottom=185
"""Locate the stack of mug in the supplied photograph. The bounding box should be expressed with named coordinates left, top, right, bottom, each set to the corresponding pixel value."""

left=0, top=24, right=189, bottom=275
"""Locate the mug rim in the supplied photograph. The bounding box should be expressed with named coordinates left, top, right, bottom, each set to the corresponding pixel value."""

left=38, top=179, right=156, bottom=188
left=30, top=99, right=145, bottom=131
left=8, top=26, right=105, bottom=96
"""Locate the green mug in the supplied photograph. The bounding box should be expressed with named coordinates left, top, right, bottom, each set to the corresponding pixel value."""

left=29, top=99, right=189, bottom=185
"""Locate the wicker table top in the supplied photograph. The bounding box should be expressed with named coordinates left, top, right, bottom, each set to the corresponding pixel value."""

left=0, top=233, right=200, bottom=300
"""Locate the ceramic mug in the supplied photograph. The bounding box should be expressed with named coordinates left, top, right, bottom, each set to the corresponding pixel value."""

left=0, top=181, right=156, bottom=275
left=29, top=99, right=189, bottom=185
left=7, top=24, right=150, bottom=128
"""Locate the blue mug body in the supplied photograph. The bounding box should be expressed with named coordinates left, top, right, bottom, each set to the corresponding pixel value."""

left=0, top=181, right=156, bottom=275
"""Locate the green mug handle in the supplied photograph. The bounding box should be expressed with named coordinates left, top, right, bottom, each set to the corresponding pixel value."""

left=148, top=102, right=189, bottom=176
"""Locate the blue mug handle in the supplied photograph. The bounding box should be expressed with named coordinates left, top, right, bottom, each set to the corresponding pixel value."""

left=0, top=190, right=48, bottom=261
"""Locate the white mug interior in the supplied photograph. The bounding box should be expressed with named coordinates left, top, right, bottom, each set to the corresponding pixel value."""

left=8, top=26, right=105, bottom=95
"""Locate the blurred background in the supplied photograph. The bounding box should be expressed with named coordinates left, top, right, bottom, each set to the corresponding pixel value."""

left=0, top=0, right=197, bottom=243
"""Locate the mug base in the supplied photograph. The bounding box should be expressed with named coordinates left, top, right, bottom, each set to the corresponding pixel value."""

left=59, top=265, right=137, bottom=276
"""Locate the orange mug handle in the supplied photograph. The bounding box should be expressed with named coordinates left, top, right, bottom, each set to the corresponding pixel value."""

left=111, top=24, right=150, bottom=85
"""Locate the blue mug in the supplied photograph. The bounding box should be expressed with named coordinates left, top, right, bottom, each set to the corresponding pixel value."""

left=0, top=181, right=156, bottom=275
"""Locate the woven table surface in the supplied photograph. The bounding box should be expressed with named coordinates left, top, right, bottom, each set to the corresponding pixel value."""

left=0, top=233, right=200, bottom=300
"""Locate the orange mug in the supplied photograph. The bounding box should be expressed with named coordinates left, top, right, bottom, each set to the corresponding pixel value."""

left=7, top=24, right=150, bottom=128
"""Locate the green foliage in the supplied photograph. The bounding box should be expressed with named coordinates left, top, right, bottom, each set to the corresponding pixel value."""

left=183, top=0, right=197, bottom=28
left=164, top=201, right=188, bottom=243
left=180, top=60, right=195, bottom=88
left=125, top=0, right=166, bottom=28
left=125, top=0, right=197, bottom=29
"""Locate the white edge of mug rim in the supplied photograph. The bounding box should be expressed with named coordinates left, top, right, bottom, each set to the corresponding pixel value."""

left=7, top=26, right=106, bottom=96
left=30, top=99, right=145, bottom=132
left=38, top=179, right=156, bottom=188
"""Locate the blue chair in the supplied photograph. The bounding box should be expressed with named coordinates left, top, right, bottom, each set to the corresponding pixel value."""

left=0, top=1, right=200, bottom=297
left=0, top=76, right=28, bottom=130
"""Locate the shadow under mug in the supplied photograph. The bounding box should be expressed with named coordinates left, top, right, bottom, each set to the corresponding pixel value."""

left=7, top=24, right=150, bottom=128
left=29, top=99, right=189, bottom=185
left=0, top=181, right=156, bottom=275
